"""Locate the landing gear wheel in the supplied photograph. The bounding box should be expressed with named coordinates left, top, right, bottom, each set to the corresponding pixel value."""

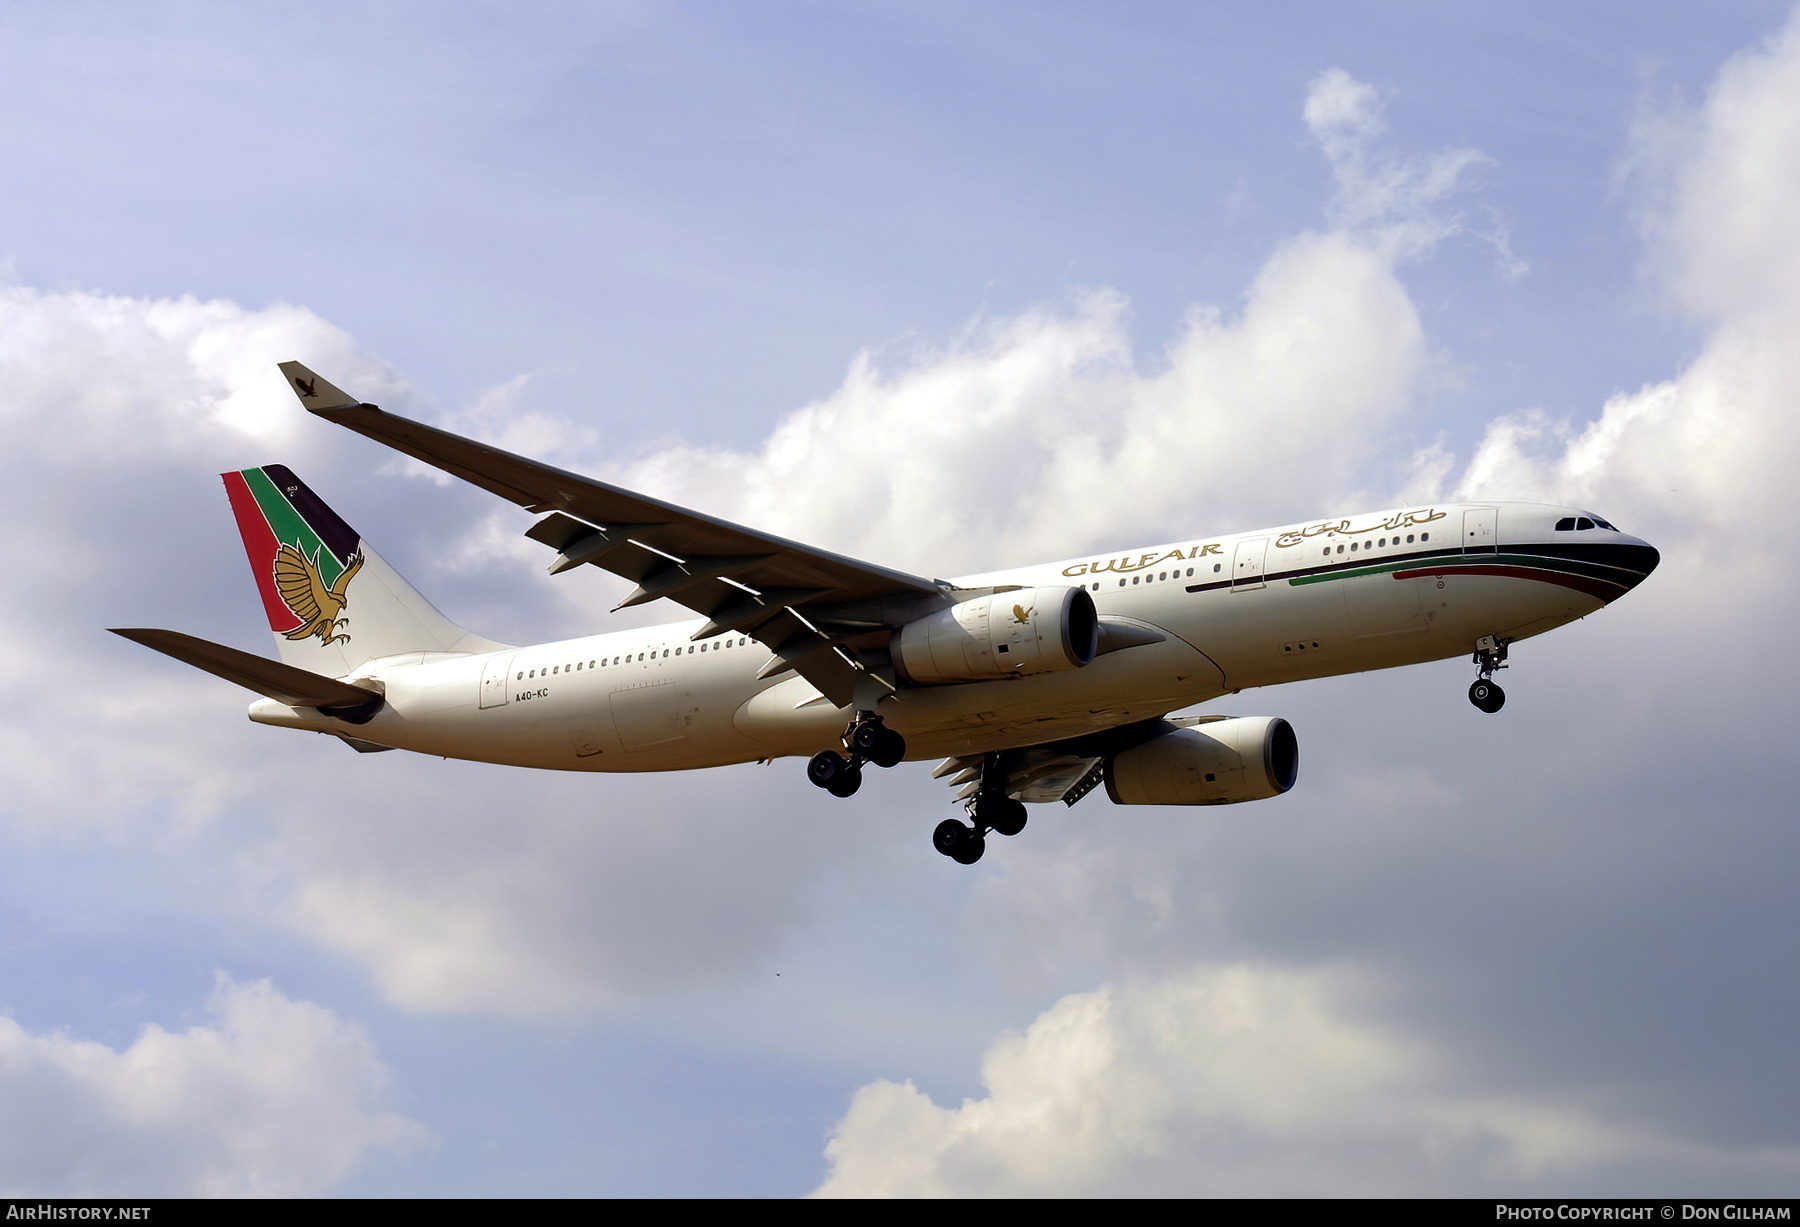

left=974, top=792, right=1027, bottom=837
left=808, top=751, right=849, bottom=791
left=934, top=818, right=984, bottom=863
left=936, top=816, right=979, bottom=856
left=1468, top=679, right=1505, bottom=714
left=848, top=720, right=883, bottom=755
left=869, top=727, right=906, bottom=769
left=826, top=760, right=863, bottom=797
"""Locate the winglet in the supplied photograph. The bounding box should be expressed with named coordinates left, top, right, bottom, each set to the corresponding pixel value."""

left=277, top=361, right=363, bottom=412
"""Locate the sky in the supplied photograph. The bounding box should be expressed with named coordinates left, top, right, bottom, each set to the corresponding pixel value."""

left=0, top=0, right=1797, bottom=1197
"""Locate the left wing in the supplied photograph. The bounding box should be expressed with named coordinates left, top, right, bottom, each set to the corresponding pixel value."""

left=278, top=362, right=952, bottom=706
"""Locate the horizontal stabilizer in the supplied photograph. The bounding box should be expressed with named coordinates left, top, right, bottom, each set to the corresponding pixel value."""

left=110, top=628, right=384, bottom=714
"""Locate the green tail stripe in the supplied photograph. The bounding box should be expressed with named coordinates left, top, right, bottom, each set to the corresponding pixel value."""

left=241, top=467, right=344, bottom=586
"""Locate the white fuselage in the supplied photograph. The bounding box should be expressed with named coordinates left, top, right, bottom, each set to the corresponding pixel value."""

left=248, top=502, right=1657, bottom=770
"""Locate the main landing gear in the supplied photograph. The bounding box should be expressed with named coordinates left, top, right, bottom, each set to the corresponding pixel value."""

left=1469, top=635, right=1510, bottom=714
left=806, top=712, right=906, bottom=798
left=932, top=753, right=1028, bottom=865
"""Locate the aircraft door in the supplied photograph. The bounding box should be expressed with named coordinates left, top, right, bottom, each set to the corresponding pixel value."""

left=478, top=653, right=514, bottom=709
left=1232, top=538, right=1268, bottom=591
left=1463, top=508, right=1497, bottom=554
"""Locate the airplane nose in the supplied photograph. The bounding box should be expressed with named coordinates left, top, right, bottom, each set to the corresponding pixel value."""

left=1617, top=542, right=1660, bottom=590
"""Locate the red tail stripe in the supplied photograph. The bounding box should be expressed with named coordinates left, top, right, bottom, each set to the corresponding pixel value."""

left=222, top=471, right=303, bottom=633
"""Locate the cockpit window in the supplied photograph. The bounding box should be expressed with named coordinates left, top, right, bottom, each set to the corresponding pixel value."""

left=1559, top=513, right=1618, bottom=532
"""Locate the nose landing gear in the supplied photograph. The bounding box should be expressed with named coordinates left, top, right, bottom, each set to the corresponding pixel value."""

left=807, top=711, right=907, bottom=799
left=1469, top=635, right=1509, bottom=714
left=932, top=752, right=1029, bottom=864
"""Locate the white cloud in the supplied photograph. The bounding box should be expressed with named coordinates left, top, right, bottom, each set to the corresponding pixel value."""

left=1456, top=7, right=1800, bottom=558
left=1303, top=67, right=1495, bottom=263
left=0, top=67, right=1555, bottom=1022
left=607, top=72, right=1493, bottom=579
left=0, top=976, right=423, bottom=1197
left=814, top=966, right=1800, bottom=1197
left=222, top=69, right=1529, bottom=1017
left=0, top=288, right=390, bottom=838
left=268, top=760, right=856, bottom=1016
left=815, top=19, right=1800, bottom=1198
left=815, top=966, right=1397, bottom=1197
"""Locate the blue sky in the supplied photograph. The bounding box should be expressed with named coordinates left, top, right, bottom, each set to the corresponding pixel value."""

left=1, top=1, right=1797, bottom=1196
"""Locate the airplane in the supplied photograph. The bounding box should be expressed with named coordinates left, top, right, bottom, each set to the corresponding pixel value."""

left=113, top=362, right=1661, bottom=865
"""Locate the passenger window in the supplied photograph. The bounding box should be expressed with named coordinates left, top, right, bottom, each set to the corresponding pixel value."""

left=1406, top=534, right=1414, bottom=543
left=1336, top=544, right=1344, bottom=554
left=1213, top=563, right=1222, bottom=572
left=1132, top=576, right=1139, bottom=584
left=1158, top=572, right=1166, bottom=581
left=1186, top=568, right=1193, bottom=577
left=1421, top=533, right=1429, bottom=542
left=515, top=671, right=522, bottom=681
left=1350, top=543, right=1358, bottom=552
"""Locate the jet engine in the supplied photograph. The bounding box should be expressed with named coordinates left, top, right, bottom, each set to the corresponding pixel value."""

left=1105, top=717, right=1298, bottom=805
left=894, top=586, right=1099, bottom=684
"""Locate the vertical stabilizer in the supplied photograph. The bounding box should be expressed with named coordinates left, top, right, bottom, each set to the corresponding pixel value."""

left=223, top=464, right=502, bottom=676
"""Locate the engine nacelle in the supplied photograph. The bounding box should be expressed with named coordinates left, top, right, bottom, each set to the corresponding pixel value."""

left=1105, top=717, right=1298, bottom=805
left=894, top=586, right=1099, bottom=684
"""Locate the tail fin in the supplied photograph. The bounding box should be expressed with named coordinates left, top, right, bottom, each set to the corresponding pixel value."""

left=222, top=464, right=503, bottom=676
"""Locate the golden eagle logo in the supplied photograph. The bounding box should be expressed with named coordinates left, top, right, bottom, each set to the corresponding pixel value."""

left=1012, top=604, right=1033, bottom=625
left=273, top=542, right=364, bottom=647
